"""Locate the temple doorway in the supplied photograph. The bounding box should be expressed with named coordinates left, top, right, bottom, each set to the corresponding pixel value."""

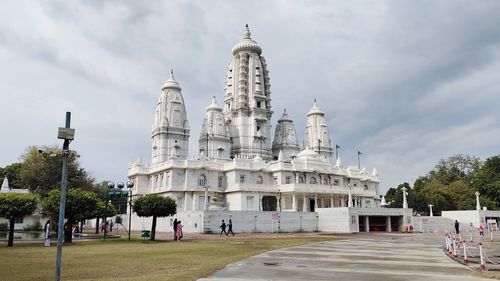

left=262, top=196, right=277, bottom=211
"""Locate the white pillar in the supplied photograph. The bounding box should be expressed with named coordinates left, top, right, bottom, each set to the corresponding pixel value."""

left=365, top=216, right=370, bottom=232
left=348, top=191, right=353, bottom=207
left=315, top=194, right=318, bottom=209
left=204, top=187, right=208, bottom=211
left=402, top=186, right=408, bottom=209
left=303, top=195, right=307, bottom=212
left=386, top=216, right=392, bottom=232
left=429, top=204, right=434, bottom=217
left=475, top=191, right=481, bottom=211
left=330, top=197, right=334, bottom=208
left=292, top=194, right=297, bottom=211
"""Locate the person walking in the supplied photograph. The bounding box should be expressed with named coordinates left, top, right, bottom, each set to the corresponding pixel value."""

left=44, top=220, right=51, bottom=247
left=219, top=219, right=227, bottom=236
left=173, top=218, right=178, bottom=241
left=479, top=225, right=485, bottom=236
left=176, top=220, right=183, bottom=241
left=109, top=219, right=114, bottom=232
left=455, top=220, right=460, bottom=234
left=227, top=219, right=235, bottom=236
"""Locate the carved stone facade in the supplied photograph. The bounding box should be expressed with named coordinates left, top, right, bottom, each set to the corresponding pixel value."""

left=128, top=26, right=381, bottom=212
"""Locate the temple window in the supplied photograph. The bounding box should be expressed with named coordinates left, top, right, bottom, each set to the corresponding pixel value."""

left=240, top=175, right=246, bottom=184
left=256, top=176, right=263, bottom=184
left=310, top=177, right=317, bottom=184
left=299, top=176, right=304, bottom=183
left=285, top=176, right=291, bottom=184
left=257, top=101, right=261, bottom=108
left=198, top=174, right=207, bottom=187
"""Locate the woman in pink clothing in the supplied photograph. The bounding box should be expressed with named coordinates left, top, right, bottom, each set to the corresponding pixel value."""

left=176, top=220, right=183, bottom=241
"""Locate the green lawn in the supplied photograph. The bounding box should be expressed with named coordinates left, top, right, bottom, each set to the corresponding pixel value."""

left=0, top=235, right=340, bottom=281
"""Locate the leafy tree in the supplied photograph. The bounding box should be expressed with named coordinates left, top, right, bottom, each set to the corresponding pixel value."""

left=425, top=154, right=481, bottom=185
left=473, top=155, right=500, bottom=208
left=133, top=195, right=177, bottom=241
left=0, top=193, right=39, bottom=247
left=93, top=200, right=117, bottom=235
left=19, top=145, right=94, bottom=197
left=0, top=163, right=23, bottom=190
left=43, top=188, right=101, bottom=243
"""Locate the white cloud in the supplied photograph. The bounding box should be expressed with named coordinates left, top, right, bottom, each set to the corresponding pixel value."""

left=1, top=0, right=499, bottom=192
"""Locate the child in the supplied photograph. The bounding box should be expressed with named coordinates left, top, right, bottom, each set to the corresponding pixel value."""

left=479, top=225, right=484, bottom=236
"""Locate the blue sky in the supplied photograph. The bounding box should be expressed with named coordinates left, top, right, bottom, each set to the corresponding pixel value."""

left=1, top=1, right=499, bottom=193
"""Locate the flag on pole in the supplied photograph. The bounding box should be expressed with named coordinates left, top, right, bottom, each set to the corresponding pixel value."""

left=336, top=144, right=340, bottom=149
left=358, top=150, right=363, bottom=155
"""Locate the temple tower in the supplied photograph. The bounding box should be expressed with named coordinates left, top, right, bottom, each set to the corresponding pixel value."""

left=223, top=25, right=273, bottom=160
left=151, top=71, right=190, bottom=164
left=199, top=97, right=231, bottom=159
left=303, top=100, right=333, bottom=161
left=272, top=109, right=300, bottom=160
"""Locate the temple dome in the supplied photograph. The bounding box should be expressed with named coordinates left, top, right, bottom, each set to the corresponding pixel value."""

left=232, top=24, right=262, bottom=55
left=162, top=70, right=181, bottom=91
left=206, top=96, right=221, bottom=111
left=307, top=100, right=325, bottom=116
left=296, top=147, right=318, bottom=160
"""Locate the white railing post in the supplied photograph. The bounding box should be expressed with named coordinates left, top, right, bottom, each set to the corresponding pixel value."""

left=479, top=243, right=486, bottom=270
left=459, top=233, right=462, bottom=242
left=470, top=230, right=473, bottom=242
left=453, top=239, right=457, bottom=257
left=445, top=235, right=449, bottom=250
left=463, top=241, right=469, bottom=264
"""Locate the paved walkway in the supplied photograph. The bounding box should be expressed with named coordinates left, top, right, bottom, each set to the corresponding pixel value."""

left=199, top=233, right=491, bottom=281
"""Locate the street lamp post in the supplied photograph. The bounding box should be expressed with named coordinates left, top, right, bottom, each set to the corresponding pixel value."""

left=104, top=182, right=115, bottom=240
left=126, top=181, right=134, bottom=240
left=55, top=112, right=75, bottom=281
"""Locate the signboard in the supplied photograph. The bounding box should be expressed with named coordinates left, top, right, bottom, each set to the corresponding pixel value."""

left=487, top=219, right=497, bottom=224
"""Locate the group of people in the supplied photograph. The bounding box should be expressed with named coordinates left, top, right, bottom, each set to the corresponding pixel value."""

left=219, top=219, right=235, bottom=236
left=455, top=220, right=486, bottom=236
left=173, top=219, right=183, bottom=241
left=100, top=219, right=115, bottom=233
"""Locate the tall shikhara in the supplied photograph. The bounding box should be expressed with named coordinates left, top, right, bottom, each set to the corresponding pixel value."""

left=222, top=25, right=273, bottom=160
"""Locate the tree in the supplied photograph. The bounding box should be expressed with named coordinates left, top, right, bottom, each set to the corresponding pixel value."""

left=133, top=195, right=177, bottom=241
left=19, top=145, right=94, bottom=197
left=43, top=188, right=101, bottom=243
left=93, top=200, right=117, bottom=235
left=0, top=163, right=23, bottom=190
left=426, top=154, right=481, bottom=186
left=473, top=155, right=500, bottom=208
left=0, top=193, right=39, bottom=247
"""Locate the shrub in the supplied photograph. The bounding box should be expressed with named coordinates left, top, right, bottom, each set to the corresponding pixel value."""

left=0, top=222, right=8, bottom=231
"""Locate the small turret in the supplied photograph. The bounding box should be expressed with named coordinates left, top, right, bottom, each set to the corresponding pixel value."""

left=151, top=70, right=190, bottom=164
left=303, top=99, right=333, bottom=161
left=272, top=109, right=300, bottom=160
left=199, top=97, right=231, bottom=160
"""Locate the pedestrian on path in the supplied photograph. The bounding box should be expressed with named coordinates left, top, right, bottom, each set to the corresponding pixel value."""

left=177, top=220, right=183, bottom=241
left=227, top=219, right=235, bottom=236
left=173, top=218, right=178, bottom=241
left=44, top=220, right=51, bottom=247
left=455, top=220, right=460, bottom=234
left=219, top=219, right=227, bottom=236
left=479, top=225, right=484, bottom=236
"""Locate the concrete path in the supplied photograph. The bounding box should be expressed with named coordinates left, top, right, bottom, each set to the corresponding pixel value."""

left=199, top=233, right=491, bottom=281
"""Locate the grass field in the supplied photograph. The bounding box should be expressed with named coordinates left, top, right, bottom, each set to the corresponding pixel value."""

left=0, top=233, right=341, bottom=281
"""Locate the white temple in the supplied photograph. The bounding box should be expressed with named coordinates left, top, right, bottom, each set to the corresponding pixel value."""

left=127, top=25, right=381, bottom=214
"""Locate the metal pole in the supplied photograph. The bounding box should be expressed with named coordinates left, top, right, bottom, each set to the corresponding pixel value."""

left=104, top=193, right=109, bottom=240
left=55, top=112, right=71, bottom=281
left=128, top=189, right=132, bottom=240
